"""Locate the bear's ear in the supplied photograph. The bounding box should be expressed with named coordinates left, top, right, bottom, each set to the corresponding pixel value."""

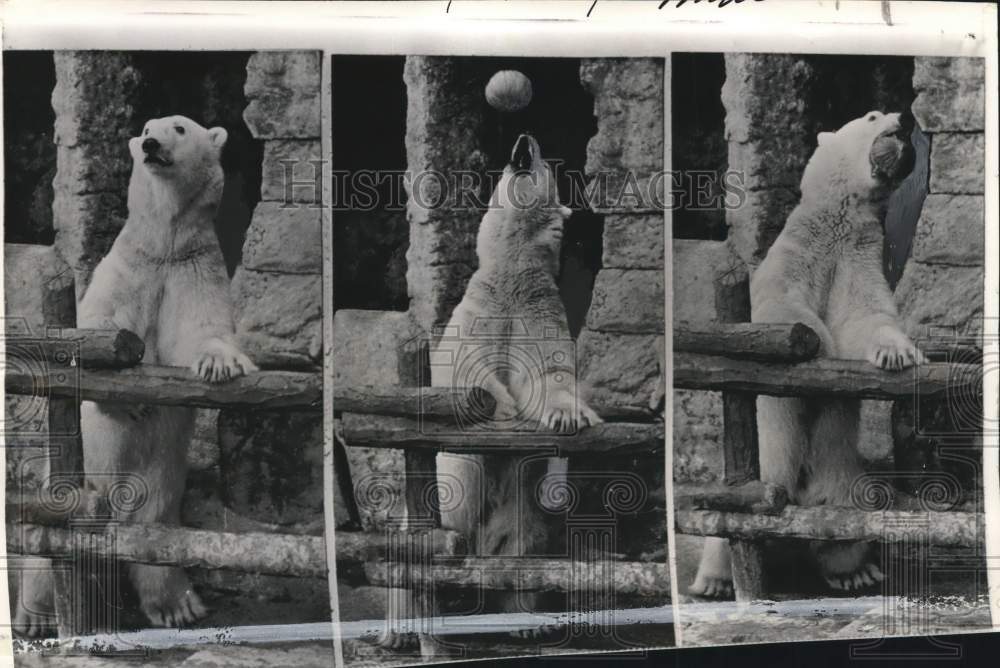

left=817, top=132, right=834, bottom=147
left=207, top=127, right=228, bottom=149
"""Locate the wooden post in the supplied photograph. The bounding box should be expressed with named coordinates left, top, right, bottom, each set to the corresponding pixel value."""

left=42, top=323, right=99, bottom=637
left=717, top=279, right=766, bottom=602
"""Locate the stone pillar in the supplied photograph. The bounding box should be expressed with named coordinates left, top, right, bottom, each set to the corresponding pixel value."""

left=895, top=57, right=985, bottom=340
left=207, top=53, right=325, bottom=611
left=232, top=50, right=323, bottom=369
left=402, top=56, right=490, bottom=333
left=721, top=54, right=818, bottom=271
left=576, top=58, right=666, bottom=411
left=51, top=52, right=141, bottom=298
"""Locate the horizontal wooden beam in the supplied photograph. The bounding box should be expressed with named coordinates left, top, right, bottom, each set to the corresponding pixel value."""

left=5, top=365, right=322, bottom=411
left=674, top=353, right=979, bottom=399
left=333, top=385, right=657, bottom=422
left=364, top=557, right=671, bottom=597
left=675, top=322, right=821, bottom=362
left=334, top=385, right=495, bottom=421
left=6, top=488, right=109, bottom=525
left=9, top=523, right=328, bottom=578
left=338, top=413, right=664, bottom=454
left=4, top=328, right=145, bottom=369
left=675, top=506, right=983, bottom=548
left=674, top=481, right=788, bottom=515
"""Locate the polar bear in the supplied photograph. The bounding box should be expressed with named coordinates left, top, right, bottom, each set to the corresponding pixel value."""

left=377, top=134, right=602, bottom=648
left=691, top=110, right=925, bottom=598
left=14, top=115, right=256, bottom=636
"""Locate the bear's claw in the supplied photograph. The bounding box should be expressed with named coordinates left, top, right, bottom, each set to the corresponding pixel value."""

left=868, top=325, right=927, bottom=371
left=824, top=562, right=885, bottom=592
left=192, top=339, right=258, bottom=384
left=541, top=392, right=603, bottom=433
left=142, top=588, right=208, bottom=628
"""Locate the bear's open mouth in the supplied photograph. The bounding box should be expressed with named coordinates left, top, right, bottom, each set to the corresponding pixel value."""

left=511, top=133, right=536, bottom=172
left=144, top=154, right=173, bottom=167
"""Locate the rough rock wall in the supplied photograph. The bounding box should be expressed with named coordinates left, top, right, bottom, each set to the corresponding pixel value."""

left=895, top=57, right=985, bottom=341
left=51, top=52, right=141, bottom=299
left=201, top=51, right=327, bottom=611
left=232, top=51, right=324, bottom=369
left=577, top=58, right=665, bottom=412
left=402, top=56, right=491, bottom=333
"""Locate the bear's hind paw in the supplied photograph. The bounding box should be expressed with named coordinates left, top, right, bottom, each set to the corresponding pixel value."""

left=824, top=562, right=884, bottom=592
left=689, top=573, right=734, bottom=599
left=142, top=588, right=208, bottom=628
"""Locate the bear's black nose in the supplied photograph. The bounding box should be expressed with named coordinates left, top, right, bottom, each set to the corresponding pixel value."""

left=142, top=137, right=160, bottom=154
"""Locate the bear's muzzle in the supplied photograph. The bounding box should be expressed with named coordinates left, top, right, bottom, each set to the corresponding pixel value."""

left=870, top=113, right=915, bottom=182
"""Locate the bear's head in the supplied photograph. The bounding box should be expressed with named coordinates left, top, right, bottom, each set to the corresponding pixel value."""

left=479, top=134, right=572, bottom=266
left=129, top=115, right=227, bottom=187
left=801, top=110, right=916, bottom=202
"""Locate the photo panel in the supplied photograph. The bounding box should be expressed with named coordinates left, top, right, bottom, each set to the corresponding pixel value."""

left=671, top=52, right=991, bottom=648
left=329, top=54, right=672, bottom=664
left=3, top=49, right=330, bottom=658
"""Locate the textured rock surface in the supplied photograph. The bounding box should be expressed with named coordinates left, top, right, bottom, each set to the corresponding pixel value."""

left=241, top=202, right=323, bottom=274
left=912, top=57, right=985, bottom=132
left=722, top=54, right=817, bottom=270
left=897, top=56, right=985, bottom=343
left=602, top=214, right=665, bottom=269
left=333, top=310, right=427, bottom=530
left=671, top=239, right=749, bottom=484
left=579, top=58, right=664, bottom=213
left=51, top=51, right=140, bottom=297
left=231, top=269, right=323, bottom=366
left=232, top=51, right=324, bottom=368
left=909, top=195, right=985, bottom=266
left=577, top=330, right=661, bottom=411
left=402, top=56, right=491, bottom=332
left=259, top=139, right=324, bottom=205
left=243, top=51, right=322, bottom=139
left=928, top=133, right=985, bottom=195
left=3, top=244, right=76, bottom=491
left=586, top=269, right=665, bottom=334
left=895, top=262, right=984, bottom=339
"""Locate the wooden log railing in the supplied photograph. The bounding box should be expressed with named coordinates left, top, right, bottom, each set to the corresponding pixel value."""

left=5, top=323, right=985, bottom=634
left=673, top=321, right=984, bottom=603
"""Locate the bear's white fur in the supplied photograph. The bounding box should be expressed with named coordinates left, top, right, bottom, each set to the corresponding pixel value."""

left=377, top=135, right=602, bottom=648
left=692, top=111, right=925, bottom=598
left=14, top=115, right=256, bottom=635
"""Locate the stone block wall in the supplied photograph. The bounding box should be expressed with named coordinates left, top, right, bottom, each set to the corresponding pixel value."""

left=232, top=51, right=324, bottom=369
left=895, top=57, right=985, bottom=340
left=577, top=58, right=665, bottom=412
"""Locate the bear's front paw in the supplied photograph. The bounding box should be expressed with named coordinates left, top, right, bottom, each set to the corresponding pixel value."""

left=541, top=391, right=603, bottom=433
left=192, top=338, right=258, bottom=383
left=867, top=325, right=927, bottom=371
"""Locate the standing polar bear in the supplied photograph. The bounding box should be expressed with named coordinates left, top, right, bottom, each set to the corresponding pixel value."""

left=692, top=110, right=925, bottom=597
left=14, top=115, right=256, bottom=635
left=378, top=134, right=602, bottom=648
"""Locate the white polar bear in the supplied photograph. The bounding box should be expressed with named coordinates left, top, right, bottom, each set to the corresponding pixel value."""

left=14, top=115, right=256, bottom=635
left=377, top=134, right=602, bottom=649
left=692, top=110, right=926, bottom=597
